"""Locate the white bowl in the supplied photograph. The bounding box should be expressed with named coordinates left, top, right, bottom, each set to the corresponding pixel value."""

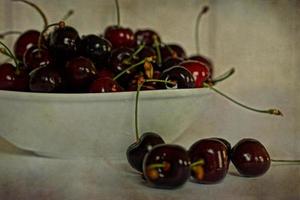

left=0, top=89, right=212, bottom=158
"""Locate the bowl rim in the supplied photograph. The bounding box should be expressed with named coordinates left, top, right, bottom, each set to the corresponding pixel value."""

left=0, top=88, right=211, bottom=102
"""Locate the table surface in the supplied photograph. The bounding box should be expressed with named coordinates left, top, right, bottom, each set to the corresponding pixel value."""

left=0, top=141, right=299, bottom=200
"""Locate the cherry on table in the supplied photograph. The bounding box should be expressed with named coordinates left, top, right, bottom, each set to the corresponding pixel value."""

left=127, top=132, right=165, bottom=172
left=143, top=144, right=190, bottom=189
left=231, top=138, right=271, bottom=177
left=188, top=138, right=229, bottom=184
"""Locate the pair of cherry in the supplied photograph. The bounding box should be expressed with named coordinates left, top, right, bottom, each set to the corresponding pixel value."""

left=127, top=131, right=271, bottom=189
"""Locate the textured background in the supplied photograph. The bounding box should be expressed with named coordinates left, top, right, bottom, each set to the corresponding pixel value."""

left=0, top=0, right=299, bottom=199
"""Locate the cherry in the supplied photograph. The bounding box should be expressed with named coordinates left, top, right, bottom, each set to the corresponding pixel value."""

left=179, top=60, right=210, bottom=88
left=188, top=138, right=229, bottom=184
left=104, top=0, right=135, bottom=49
left=210, top=137, right=231, bottom=157
left=65, top=56, right=97, bottom=91
left=0, top=63, right=29, bottom=91
left=89, top=77, right=123, bottom=93
left=29, top=66, right=64, bottom=92
left=231, top=138, right=271, bottom=177
left=134, top=29, right=161, bottom=47
left=159, top=66, right=195, bottom=89
left=143, top=144, right=190, bottom=189
left=23, top=46, right=53, bottom=71
left=127, top=132, right=165, bottom=172
left=13, top=30, right=41, bottom=61
left=79, top=34, right=112, bottom=67
left=0, top=41, right=29, bottom=91
left=161, top=57, right=184, bottom=72
left=48, top=25, right=81, bottom=62
left=161, top=44, right=187, bottom=61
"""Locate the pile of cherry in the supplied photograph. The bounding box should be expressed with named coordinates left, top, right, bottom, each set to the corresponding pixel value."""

left=127, top=133, right=271, bottom=189
left=0, top=0, right=212, bottom=93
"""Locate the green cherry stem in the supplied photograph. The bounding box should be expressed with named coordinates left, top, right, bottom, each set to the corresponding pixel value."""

left=0, top=40, right=20, bottom=68
left=115, top=0, right=121, bottom=27
left=134, top=79, right=176, bottom=141
left=190, top=159, right=205, bottom=167
left=12, top=0, right=48, bottom=29
left=203, top=82, right=283, bottom=116
left=153, top=36, right=162, bottom=66
left=123, top=43, right=146, bottom=65
left=210, top=68, right=235, bottom=85
left=195, top=6, right=209, bottom=54
left=271, top=159, right=300, bottom=163
left=113, top=57, right=154, bottom=81
left=61, top=9, right=74, bottom=21
left=147, top=163, right=167, bottom=169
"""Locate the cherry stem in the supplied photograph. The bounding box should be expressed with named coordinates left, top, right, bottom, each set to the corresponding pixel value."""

left=0, top=31, right=22, bottom=39
left=147, top=163, right=166, bottom=169
left=123, top=43, right=146, bottom=65
left=38, top=21, right=65, bottom=54
left=0, top=40, right=20, bottom=68
left=115, top=0, right=120, bottom=27
left=190, top=159, right=205, bottom=167
left=113, top=57, right=153, bottom=81
left=12, top=0, right=48, bottom=29
left=210, top=68, right=235, bottom=85
left=153, top=36, right=162, bottom=65
left=195, top=6, right=209, bottom=55
left=271, top=159, right=300, bottom=163
left=135, top=79, right=176, bottom=141
left=61, top=9, right=74, bottom=21
left=203, top=82, right=283, bottom=116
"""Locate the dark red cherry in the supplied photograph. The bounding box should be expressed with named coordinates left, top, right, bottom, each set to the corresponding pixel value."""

left=127, top=132, right=165, bottom=172
left=135, top=29, right=161, bottom=47
left=209, top=137, right=231, bottom=158
left=143, top=144, right=190, bottom=189
left=89, top=77, right=123, bottom=93
left=29, top=66, right=64, bottom=92
left=0, top=63, right=29, bottom=91
left=104, top=25, right=135, bottom=49
left=48, top=26, right=80, bottom=61
left=79, top=34, right=112, bottom=67
left=23, top=46, right=52, bottom=71
left=179, top=60, right=210, bottom=88
left=97, top=68, right=114, bottom=79
left=13, top=30, right=41, bottom=60
left=159, top=65, right=195, bottom=89
left=189, top=55, right=213, bottom=79
left=160, top=44, right=186, bottom=62
left=135, top=46, right=156, bottom=61
left=188, top=138, right=229, bottom=184
left=161, top=57, right=184, bottom=72
left=65, top=56, right=97, bottom=91
left=231, top=138, right=271, bottom=177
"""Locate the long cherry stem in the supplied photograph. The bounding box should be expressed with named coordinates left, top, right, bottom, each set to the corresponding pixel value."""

left=203, top=82, right=283, bottom=116
left=210, top=68, right=235, bottom=85
left=113, top=57, right=154, bottom=81
left=271, top=159, right=300, bottom=163
left=195, top=6, right=209, bottom=54
left=153, top=36, right=162, bottom=66
left=135, top=79, right=176, bottom=141
left=115, top=0, right=120, bottom=27
left=12, top=0, right=48, bottom=29
left=123, top=43, right=146, bottom=65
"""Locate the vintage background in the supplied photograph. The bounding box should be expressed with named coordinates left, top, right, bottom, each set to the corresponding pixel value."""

left=0, top=0, right=299, bottom=199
